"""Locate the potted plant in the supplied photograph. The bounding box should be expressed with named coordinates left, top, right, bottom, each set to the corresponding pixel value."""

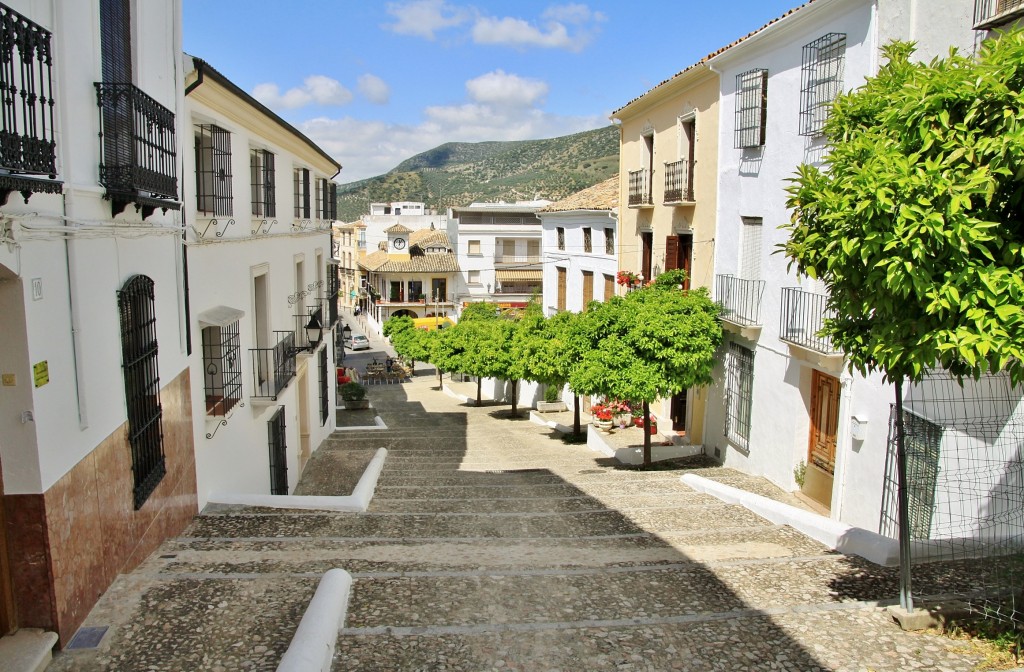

left=591, top=403, right=614, bottom=431
left=340, top=381, right=370, bottom=410
left=537, top=384, right=567, bottom=413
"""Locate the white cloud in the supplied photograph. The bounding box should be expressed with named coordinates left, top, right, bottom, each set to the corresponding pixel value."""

left=252, top=75, right=353, bottom=110
left=382, top=0, right=471, bottom=40
left=542, top=4, right=607, bottom=25
left=465, top=70, right=548, bottom=107
left=358, top=74, right=391, bottom=105
left=471, top=16, right=578, bottom=50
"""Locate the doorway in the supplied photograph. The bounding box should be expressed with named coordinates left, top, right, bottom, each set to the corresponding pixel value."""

left=671, top=391, right=687, bottom=433
left=804, top=370, right=840, bottom=509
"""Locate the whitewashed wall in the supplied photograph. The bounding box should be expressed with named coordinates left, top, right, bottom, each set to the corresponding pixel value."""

left=540, top=210, right=617, bottom=316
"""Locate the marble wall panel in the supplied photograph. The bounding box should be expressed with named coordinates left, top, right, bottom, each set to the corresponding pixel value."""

left=3, top=494, right=54, bottom=630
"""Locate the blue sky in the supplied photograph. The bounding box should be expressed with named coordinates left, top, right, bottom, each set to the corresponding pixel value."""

left=183, top=0, right=802, bottom=183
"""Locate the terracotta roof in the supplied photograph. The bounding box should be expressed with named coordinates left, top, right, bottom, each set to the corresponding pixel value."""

left=410, top=229, right=450, bottom=248
left=541, top=176, right=619, bottom=213
left=384, top=223, right=413, bottom=234
left=336, top=219, right=364, bottom=230
left=611, top=0, right=816, bottom=116
left=358, top=250, right=460, bottom=274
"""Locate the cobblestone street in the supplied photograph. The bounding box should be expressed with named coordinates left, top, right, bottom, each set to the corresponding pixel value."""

left=50, top=368, right=993, bottom=671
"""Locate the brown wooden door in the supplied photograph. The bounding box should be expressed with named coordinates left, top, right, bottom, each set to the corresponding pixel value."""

left=671, top=391, right=687, bottom=432
left=641, top=232, right=653, bottom=280
left=664, top=235, right=692, bottom=289
left=556, top=267, right=566, bottom=312
left=808, top=370, right=841, bottom=475
left=581, top=271, right=593, bottom=308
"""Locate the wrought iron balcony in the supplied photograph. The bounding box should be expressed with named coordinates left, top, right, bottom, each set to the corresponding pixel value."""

left=664, top=159, right=694, bottom=204
left=95, top=82, right=178, bottom=217
left=627, top=168, right=652, bottom=207
left=779, top=287, right=839, bottom=354
left=250, top=331, right=297, bottom=400
left=974, top=0, right=1024, bottom=28
left=716, top=274, right=766, bottom=326
left=0, top=4, right=61, bottom=204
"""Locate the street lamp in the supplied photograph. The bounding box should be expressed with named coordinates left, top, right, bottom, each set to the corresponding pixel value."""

left=305, top=312, right=323, bottom=348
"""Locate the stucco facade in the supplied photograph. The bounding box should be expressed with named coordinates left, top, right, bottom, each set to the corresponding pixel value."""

left=612, top=62, right=720, bottom=443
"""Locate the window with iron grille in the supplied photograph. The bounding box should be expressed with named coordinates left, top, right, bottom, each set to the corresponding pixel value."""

left=267, top=406, right=288, bottom=495
left=202, top=320, right=242, bottom=417
left=195, top=124, right=232, bottom=216
left=557, top=227, right=565, bottom=251
left=724, top=342, right=754, bottom=449
left=734, top=68, right=768, bottom=148
left=250, top=148, right=275, bottom=217
left=328, top=182, right=337, bottom=220
left=799, top=33, right=846, bottom=137
left=583, top=227, right=592, bottom=253
left=604, top=228, right=614, bottom=255
left=293, top=167, right=310, bottom=218
left=319, top=346, right=329, bottom=427
left=117, top=275, right=166, bottom=509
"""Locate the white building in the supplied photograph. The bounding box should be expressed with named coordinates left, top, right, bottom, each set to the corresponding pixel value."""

left=539, top=177, right=619, bottom=316
left=182, top=57, right=341, bottom=507
left=702, top=0, right=978, bottom=528
left=0, top=0, right=194, bottom=645
left=449, top=200, right=549, bottom=313
left=361, top=201, right=446, bottom=257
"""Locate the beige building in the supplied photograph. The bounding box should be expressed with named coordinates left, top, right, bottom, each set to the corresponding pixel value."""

left=611, top=61, right=720, bottom=444
left=333, top=219, right=364, bottom=311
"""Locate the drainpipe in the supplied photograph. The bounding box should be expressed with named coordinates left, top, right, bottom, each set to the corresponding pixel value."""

left=63, top=194, right=87, bottom=429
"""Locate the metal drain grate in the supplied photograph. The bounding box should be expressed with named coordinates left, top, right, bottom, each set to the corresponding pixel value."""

left=67, top=626, right=108, bottom=650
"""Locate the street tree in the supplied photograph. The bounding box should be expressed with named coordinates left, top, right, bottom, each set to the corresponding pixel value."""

left=569, top=270, right=722, bottom=464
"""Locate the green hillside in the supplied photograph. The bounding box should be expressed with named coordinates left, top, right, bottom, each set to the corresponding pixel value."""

left=335, top=125, right=619, bottom=222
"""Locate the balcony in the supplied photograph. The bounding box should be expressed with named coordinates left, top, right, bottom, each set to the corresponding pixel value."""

left=779, top=287, right=840, bottom=355
left=250, top=331, right=297, bottom=401
left=0, top=4, right=62, bottom=204
left=95, top=82, right=179, bottom=218
left=716, top=275, right=766, bottom=329
left=494, top=254, right=542, bottom=266
left=975, top=0, right=1024, bottom=28
left=664, top=159, right=694, bottom=204
left=628, top=169, right=653, bottom=207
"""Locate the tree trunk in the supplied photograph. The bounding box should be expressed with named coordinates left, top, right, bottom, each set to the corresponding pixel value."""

left=573, top=394, right=581, bottom=435
left=642, top=400, right=652, bottom=466
left=476, top=376, right=482, bottom=406
left=511, top=379, right=519, bottom=417
left=893, top=378, right=914, bottom=612
left=437, top=367, right=442, bottom=387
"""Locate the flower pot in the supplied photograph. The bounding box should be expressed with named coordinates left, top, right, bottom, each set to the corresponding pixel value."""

left=594, top=418, right=613, bottom=431
left=537, top=401, right=567, bottom=413
left=343, top=398, right=370, bottom=410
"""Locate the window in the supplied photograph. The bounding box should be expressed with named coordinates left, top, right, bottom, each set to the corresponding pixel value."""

left=582, top=270, right=594, bottom=307
left=603, top=273, right=615, bottom=301
left=800, top=33, right=846, bottom=137
left=724, top=342, right=754, bottom=449
left=431, top=278, right=447, bottom=302
left=557, top=227, right=565, bottom=251
left=202, top=319, right=242, bottom=417
left=195, top=124, right=232, bottom=216
left=294, top=167, right=310, bottom=219
left=740, top=217, right=763, bottom=281
left=468, top=270, right=481, bottom=284
left=735, top=69, right=768, bottom=148
left=117, top=275, right=166, bottom=509
left=250, top=148, right=276, bottom=217
left=468, top=240, right=481, bottom=255
left=557, top=267, right=566, bottom=312
left=604, top=228, right=614, bottom=255
left=268, top=406, right=288, bottom=495
left=527, top=240, right=539, bottom=259
left=583, top=228, right=592, bottom=253
left=409, top=280, right=423, bottom=300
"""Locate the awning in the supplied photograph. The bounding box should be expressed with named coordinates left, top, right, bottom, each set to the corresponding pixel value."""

left=198, top=305, right=245, bottom=328
left=495, top=269, right=543, bottom=282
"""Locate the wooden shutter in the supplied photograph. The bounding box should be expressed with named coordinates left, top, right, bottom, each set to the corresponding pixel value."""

left=582, top=271, right=594, bottom=308
left=100, top=0, right=132, bottom=84
left=603, top=274, right=614, bottom=301
left=665, top=235, right=679, bottom=271
left=557, top=267, right=566, bottom=312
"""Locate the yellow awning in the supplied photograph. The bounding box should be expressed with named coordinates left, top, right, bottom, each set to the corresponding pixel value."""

left=495, top=269, right=543, bottom=282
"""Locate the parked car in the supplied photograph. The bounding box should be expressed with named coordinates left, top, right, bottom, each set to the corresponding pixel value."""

left=346, top=334, right=370, bottom=351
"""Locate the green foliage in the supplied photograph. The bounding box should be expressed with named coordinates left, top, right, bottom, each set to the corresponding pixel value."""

left=384, top=315, right=434, bottom=365
left=544, top=385, right=561, bottom=403
left=340, top=382, right=366, bottom=401
left=334, top=126, right=619, bottom=222
left=782, top=34, right=1024, bottom=384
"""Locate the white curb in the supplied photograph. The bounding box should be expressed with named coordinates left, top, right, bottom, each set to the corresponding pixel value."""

left=276, top=568, right=352, bottom=672
left=208, top=447, right=387, bottom=512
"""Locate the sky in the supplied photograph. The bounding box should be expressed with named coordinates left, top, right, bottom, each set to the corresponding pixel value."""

left=183, top=0, right=803, bottom=183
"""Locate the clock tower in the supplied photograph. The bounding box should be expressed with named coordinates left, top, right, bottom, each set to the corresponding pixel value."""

left=385, top=224, right=412, bottom=262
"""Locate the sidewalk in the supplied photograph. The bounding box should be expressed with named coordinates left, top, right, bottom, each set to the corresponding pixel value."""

left=48, top=370, right=996, bottom=671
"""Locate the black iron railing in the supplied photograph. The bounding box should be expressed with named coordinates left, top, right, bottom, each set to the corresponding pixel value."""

left=267, top=406, right=288, bottom=495
left=664, top=159, right=693, bottom=203
left=975, top=0, right=1024, bottom=27
left=0, top=4, right=56, bottom=180
left=628, top=168, right=652, bottom=206
left=326, top=267, right=340, bottom=327
left=716, top=274, right=766, bottom=326
left=250, top=331, right=297, bottom=400
left=779, top=287, right=838, bottom=353
left=95, top=82, right=177, bottom=203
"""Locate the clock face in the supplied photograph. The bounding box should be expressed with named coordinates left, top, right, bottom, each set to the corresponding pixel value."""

left=393, top=237, right=407, bottom=250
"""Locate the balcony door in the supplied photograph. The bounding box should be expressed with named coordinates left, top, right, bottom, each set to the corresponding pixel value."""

left=805, top=370, right=840, bottom=509
left=664, top=234, right=692, bottom=289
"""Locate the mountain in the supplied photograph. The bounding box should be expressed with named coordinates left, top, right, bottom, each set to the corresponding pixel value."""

left=335, top=125, right=619, bottom=222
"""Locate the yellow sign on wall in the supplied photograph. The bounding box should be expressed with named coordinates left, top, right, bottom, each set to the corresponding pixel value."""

left=33, top=361, right=49, bottom=388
